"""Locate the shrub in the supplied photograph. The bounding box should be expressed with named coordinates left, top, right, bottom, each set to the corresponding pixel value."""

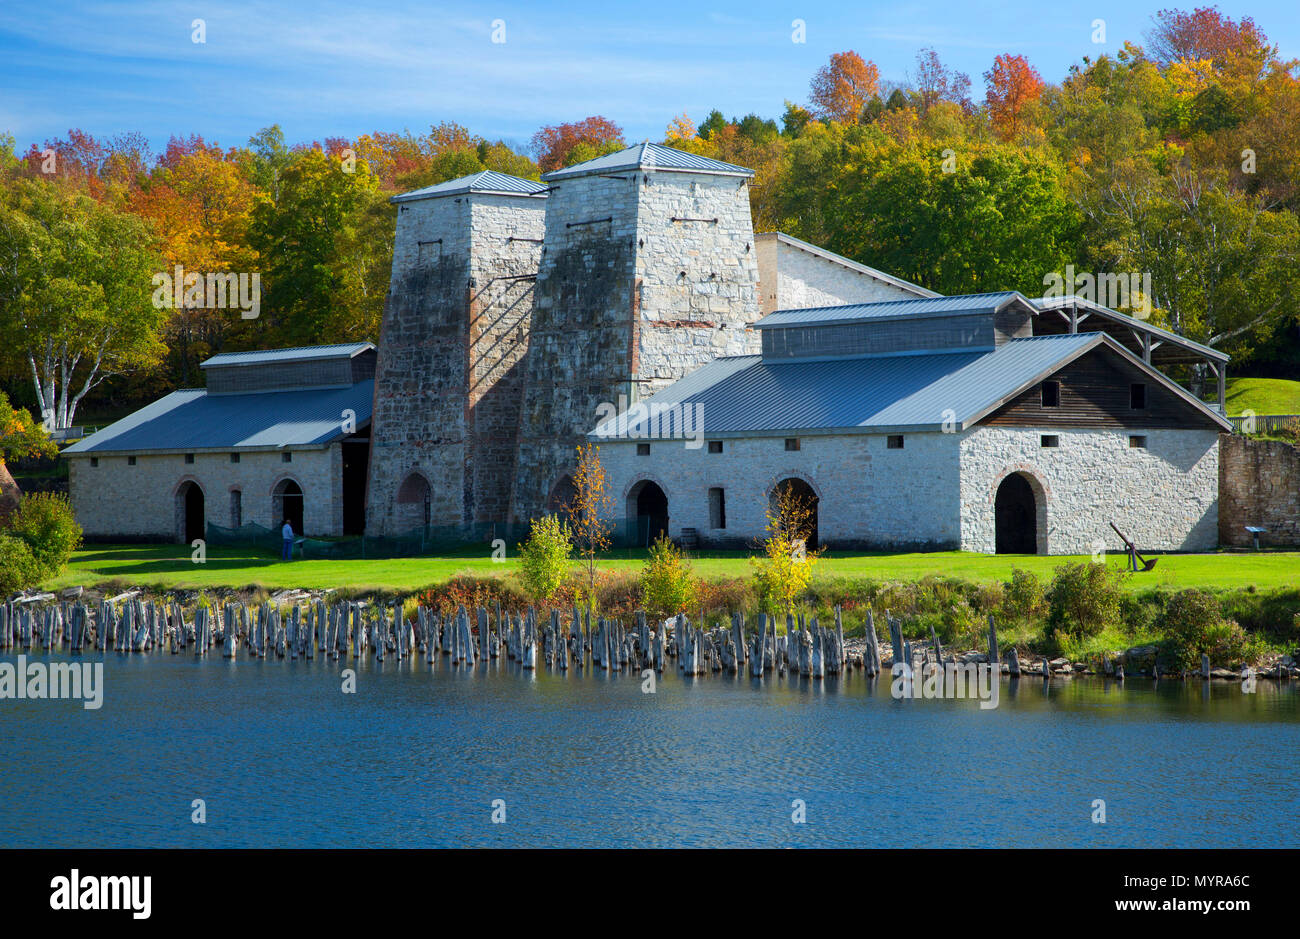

left=639, top=534, right=698, bottom=621
left=1045, top=562, right=1127, bottom=640
left=516, top=514, right=573, bottom=605
left=1003, top=568, right=1045, bottom=623
left=1159, top=589, right=1265, bottom=670
left=5, top=492, right=81, bottom=577
left=0, top=534, right=41, bottom=595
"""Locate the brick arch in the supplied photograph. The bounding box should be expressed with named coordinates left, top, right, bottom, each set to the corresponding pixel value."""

left=989, top=464, right=1051, bottom=555
left=623, top=475, right=671, bottom=547
left=764, top=469, right=823, bottom=502
left=270, top=474, right=305, bottom=535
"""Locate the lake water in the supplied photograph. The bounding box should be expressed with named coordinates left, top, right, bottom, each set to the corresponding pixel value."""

left=1, top=653, right=1297, bottom=849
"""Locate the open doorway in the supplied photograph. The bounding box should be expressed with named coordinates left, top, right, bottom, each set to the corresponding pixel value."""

left=626, top=479, right=669, bottom=547
left=274, top=479, right=304, bottom=535
left=176, top=480, right=205, bottom=543
left=995, top=473, right=1038, bottom=554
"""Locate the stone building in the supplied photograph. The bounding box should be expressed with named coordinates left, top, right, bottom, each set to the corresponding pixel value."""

left=64, top=344, right=374, bottom=541
left=360, top=145, right=929, bottom=534
left=591, top=292, right=1232, bottom=554
left=66, top=143, right=1243, bottom=554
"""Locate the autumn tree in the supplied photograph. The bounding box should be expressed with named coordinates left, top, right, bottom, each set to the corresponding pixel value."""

left=750, top=483, right=824, bottom=617
left=245, top=147, right=383, bottom=347
left=568, top=443, right=612, bottom=615
left=913, top=47, right=972, bottom=114
left=984, top=53, right=1045, bottom=141
left=809, top=51, right=880, bottom=123
left=0, top=391, right=55, bottom=523
left=530, top=117, right=625, bottom=173
left=0, top=178, right=164, bottom=429
left=130, top=144, right=261, bottom=383
left=1146, top=7, right=1275, bottom=79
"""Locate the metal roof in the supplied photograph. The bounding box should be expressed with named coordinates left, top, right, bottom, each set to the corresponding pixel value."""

left=542, top=142, right=754, bottom=181
left=63, top=381, right=374, bottom=455
left=201, top=342, right=374, bottom=369
left=1031, top=295, right=1229, bottom=363
left=753, top=292, right=1031, bottom=329
left=589, top=332, right=1229, bottom=438
left=390, top=170, right=548, bottom=204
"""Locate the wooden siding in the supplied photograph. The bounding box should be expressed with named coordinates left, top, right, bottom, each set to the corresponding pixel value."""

left=993, top=305, right=1033, bottom=344
left=980, top=346, right=1221, bottom=430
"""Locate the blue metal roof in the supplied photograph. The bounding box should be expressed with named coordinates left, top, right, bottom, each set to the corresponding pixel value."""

left=591, top=334, right=1104, bottom=437
left=542, top=143, right=753, bottom=181
left=63, top=381, right=374, bottom=455
left=391, top=170, right=548, bottom=203
left=753, top=292, right=1029, bottom=329
left=201, top=343, right=374, bottom=369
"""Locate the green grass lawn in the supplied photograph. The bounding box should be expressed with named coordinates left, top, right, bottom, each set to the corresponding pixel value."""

left=1222, top=377, right=1300, bottom=416
left=51, top=543, right=1300, bottom=595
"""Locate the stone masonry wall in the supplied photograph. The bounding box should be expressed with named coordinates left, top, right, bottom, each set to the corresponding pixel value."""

left=68, top=447, right=341, bottom=540
left=958, top=426, right=1220, bottom=554
left=367, top=192, right=545, bottom=534
left=633, top=172, right=761, bottom=391
left=466, top=196, right=545, bottom=524
left=1219, top=434, right=1300, bottom=547
left=595, top=431, right=963, bottom=549
left=511, top=169, right=762, bottom=523
left=510, top=174, right=640, bottom=522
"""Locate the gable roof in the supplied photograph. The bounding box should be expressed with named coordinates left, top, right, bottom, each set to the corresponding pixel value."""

left=542, top=142, right=753, bottom=181
left=754, top=291, right=1036, bottom=330
left=62, top=381, right=374, bottom=456
left=589, top=333, right=1230, bottom=439
left=758, top=232, right=940, bottom=299
left=390, top=171, right=548, bottom=204
left=201, top=342, right=374, bottom=369
left=1031, top=294, right=1229, bottom=365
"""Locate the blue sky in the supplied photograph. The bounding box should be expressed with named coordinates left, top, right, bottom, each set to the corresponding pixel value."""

left=1, top=1, right=1296, bottom=156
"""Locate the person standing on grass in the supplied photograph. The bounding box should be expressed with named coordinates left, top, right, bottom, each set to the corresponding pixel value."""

left=281, top=518, right=294, bottom=561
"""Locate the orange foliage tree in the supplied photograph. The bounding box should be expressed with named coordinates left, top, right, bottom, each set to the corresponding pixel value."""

left=984, top=53, right=1045, bottom=141
left=530, top=116, right=625, bottom=173
left=809, top=51, right=880, bottom=123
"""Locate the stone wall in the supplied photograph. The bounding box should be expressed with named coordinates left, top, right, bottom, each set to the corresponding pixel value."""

left=958, top=426, right=1220, bottom=554
left=366, top=191, right=545, bottom=534
left=68, top=446, right=341, bottom=540
left=595, top=431, right=963, bottom=549
left=510, top=173, right=639, bottom=523
left=1219, top=434, right=1300, bottom=547
left=633, top=172, right=761, bottom=390
left=511, top=169, right=762, bottom=523
left=755, top=233, right=925, bottom=314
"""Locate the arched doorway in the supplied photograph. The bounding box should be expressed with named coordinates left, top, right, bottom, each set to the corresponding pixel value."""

left=770, top=477, right=818, bottom=549
left=626, top=480, right=669, bottom=547
left=995, top=473, right=1037, bottom=554
left=177, top=481, right=204, bottom=543
left=547, top=474, right=577, bottom=517
left=273, top=479, right=304, bottom=535
left=396, top=472, right=431, bottom=530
